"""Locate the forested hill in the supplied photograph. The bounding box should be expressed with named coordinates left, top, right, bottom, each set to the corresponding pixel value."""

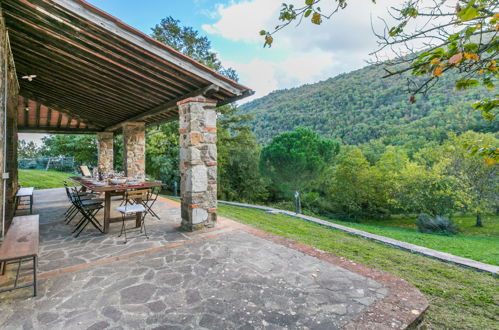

left=239, top=64, right=497, bottom=145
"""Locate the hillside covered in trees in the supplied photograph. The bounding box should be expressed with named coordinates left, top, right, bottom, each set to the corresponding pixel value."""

left=239, top=64, right=498, bottom=146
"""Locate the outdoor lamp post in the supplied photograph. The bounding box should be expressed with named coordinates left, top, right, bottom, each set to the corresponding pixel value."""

left=294, top=191, right=301, bottom=214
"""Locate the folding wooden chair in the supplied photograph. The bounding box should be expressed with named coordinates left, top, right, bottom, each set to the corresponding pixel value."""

left=115, top=189, right=149, bottom=244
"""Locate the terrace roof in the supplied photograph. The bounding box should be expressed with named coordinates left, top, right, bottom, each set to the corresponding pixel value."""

left=4, top=0, right=252, bottom=134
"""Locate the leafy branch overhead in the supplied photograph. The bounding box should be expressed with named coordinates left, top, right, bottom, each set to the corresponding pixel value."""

left=261, top=1, right=498, bottom=120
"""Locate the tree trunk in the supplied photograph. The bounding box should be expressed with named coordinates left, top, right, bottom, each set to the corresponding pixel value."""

left=475, top=212, right=483, bottom=227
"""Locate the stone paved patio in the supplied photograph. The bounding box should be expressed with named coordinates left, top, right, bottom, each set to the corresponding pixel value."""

left=0, top=189, right=427, bottom=329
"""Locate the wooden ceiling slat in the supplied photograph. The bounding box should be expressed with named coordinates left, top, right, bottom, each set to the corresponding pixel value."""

left=12, top=45, right=160, bottom=109
left=5, top=0, right=250, bottom=133
left=20, top=10, right=198, bottom=95
left=56, top=113, right=62, bottom=128
left=19, top=127, right=100, bottom=134
left=21, top=91, right=108, bottom=128
left=15, top=57, right=149, bottom=117
left=35, top=101, right=40, bottom=128
left=104, top=84, right=218, bottom=131
left=12, top=0, right=205, bottom=93
left=66, top=117, right=72, bottom=129
left=20, top=84, right=120, bottom=124
left=7, top=25, right=179, bottom=101
left=30, top=0, right=210, bottom=88
left=5, top=11, right=186, bottom=99
left=46, top=107, right=52, bottom=127
left=9, top=31, right=172, bottom=103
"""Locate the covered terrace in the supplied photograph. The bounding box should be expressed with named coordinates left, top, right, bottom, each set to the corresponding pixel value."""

left=0, top=0, right=252, bottom=235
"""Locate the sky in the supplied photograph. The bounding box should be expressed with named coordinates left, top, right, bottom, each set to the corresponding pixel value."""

left=83, top=0, right=396, bottom=101
left=22, top=0, right=399, bottom=144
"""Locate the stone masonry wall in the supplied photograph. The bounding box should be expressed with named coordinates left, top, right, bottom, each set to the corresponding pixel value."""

left=97, top=132, right=114, bottom=172
left=178, top=97, right=218, bottom=231
left=122, top=122, right=145, bottom=180
left=0, top=9, right=20, bottom=234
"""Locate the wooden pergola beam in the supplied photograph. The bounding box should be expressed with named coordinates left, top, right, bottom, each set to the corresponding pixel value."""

left=18, top=128, right=101, bottom=134
left=105, top=84, right=220, bottom=131
left=50, top=0, right=246, bottom=96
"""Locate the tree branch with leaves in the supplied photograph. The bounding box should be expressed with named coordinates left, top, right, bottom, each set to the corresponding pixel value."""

left=262, top=0, right=498, bottom=161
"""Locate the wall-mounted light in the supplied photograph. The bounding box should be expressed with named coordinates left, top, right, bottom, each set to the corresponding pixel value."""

left=25, top=107, right=29, bottom=112
left=21, top=75, right=37, bottom=82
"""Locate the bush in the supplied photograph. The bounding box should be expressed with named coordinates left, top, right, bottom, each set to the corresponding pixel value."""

left=416, top=213, right=459, bottom=235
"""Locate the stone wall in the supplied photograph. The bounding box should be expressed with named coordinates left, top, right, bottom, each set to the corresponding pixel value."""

left=0, top=9, right=20, bottom=235
left=178, top=97, right=218, bottom=231
left=97, top=132, right=114, bottom=172
left=122, top=122, right=145, bottom=180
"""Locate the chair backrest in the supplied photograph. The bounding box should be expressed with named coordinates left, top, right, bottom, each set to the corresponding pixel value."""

left=80, top=165, right=92, bottom=177
left=126, top=189, right=149, bottom=203
left=63, top=182, right=73, bottom=200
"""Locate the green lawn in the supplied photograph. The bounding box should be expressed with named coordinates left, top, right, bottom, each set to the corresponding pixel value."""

left=217, top=203, right=499, bottom=329
left=268, top=202, right=499, bottom=265
left=19, top=169, right=76, bottom=190
left=313, top=216, right=499, bottom=266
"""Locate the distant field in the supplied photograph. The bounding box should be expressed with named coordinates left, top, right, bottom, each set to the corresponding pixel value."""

left=19, top=169, right=76, bottom=190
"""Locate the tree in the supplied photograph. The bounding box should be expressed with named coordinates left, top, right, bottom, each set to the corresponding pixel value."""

left=260, top=127, right=340, bottom=199
left=443, top=131, right=499, bottom=226
left=151, top=16, right=237, bottom=80
left=397, top=161, right=464, bottom=217
left=149, top=17, right=266, bottom=199
left=41, top=135, right=97, bottom=166
left=263, top=0, right=498, bottom=160
left=18, top=140, right=41, bottom=159
left=145, top=123, right=180, bottom=190
left=325, top=147, right=388, bottom=219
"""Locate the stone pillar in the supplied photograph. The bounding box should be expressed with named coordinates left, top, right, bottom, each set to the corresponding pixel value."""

left=122, top=122, right=145, bottom=180
left=97, top=132, right=114, bottom=172
left=178, top=97, right=218, bottom=231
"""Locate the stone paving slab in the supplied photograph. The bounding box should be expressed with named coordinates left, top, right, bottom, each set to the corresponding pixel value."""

left=1, top=231, right=387, bottom=330
left=0, top=189, right=428, bottom=329
left=219, top=201, right=499, bottom=275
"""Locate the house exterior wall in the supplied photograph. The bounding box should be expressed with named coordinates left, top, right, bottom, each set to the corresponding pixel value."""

left=0, top=9, right=20, bottom=236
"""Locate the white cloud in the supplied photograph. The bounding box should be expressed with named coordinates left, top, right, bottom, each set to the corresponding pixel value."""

left=223, top=51, right=341, bottom=102
left=18, top=133, right=47, bottom=146
left=204, top=0, right=406, bottom=102
left=202, top=0, right=280, bottom=43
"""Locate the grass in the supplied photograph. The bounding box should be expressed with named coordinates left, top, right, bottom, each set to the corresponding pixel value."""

left=19, top=169, right=76, bottom=190
left=10, top=169, right=499, bottom=328
left=263, top=202, right=499, bottom=265
left=313, top=216, right=499, bottom=266
left=217, top=203, right=499, bottom=329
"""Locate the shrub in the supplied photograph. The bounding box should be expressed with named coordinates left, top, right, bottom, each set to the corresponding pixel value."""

left=416, top=213, right=459, bottom=235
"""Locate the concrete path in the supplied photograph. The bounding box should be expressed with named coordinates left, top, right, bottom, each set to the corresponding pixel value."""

left=219, top=201, right=499, bottom=275
left=0, top=189, right=428, bottom=329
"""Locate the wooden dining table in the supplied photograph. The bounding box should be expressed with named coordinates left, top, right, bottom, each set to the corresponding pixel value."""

left=69, top=177, right=164, bottom=234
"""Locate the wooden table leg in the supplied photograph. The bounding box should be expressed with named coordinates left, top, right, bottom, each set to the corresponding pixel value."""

left=104, top=192, right=111, bottom=233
